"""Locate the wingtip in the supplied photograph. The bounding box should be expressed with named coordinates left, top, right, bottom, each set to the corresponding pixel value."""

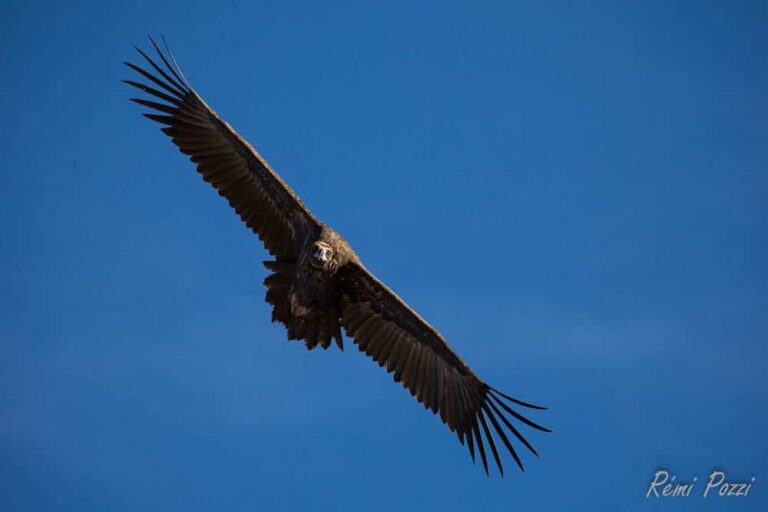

left=489, top=387, right=548, bottom=410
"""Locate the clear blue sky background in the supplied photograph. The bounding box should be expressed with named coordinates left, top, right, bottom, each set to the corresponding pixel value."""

left=2, top=1, right=766, bottom=510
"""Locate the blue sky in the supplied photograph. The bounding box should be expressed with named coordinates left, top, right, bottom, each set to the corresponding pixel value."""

left=1, top=0, right=766, bottom=510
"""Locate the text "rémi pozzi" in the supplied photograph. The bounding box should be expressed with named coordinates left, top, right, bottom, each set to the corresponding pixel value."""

left=647, top=470, right=755, bottom=498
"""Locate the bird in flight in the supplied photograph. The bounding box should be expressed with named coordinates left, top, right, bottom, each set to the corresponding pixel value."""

left=124, top=36, right=550, bottom=477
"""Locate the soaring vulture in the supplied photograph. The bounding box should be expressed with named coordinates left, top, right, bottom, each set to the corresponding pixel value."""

left=124, top=36, right=550, bottom=476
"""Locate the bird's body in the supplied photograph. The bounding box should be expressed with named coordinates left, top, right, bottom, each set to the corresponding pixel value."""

left=125, top=37, right=550, bottom=476
left=268, top=224, right=354, bottom=350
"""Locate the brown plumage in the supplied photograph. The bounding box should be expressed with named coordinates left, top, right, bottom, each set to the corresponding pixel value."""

left=125, top=36, right=550, bottom=476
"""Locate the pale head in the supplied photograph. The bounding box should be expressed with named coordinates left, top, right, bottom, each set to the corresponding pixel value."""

left=310, top=241, right=334, bottom=268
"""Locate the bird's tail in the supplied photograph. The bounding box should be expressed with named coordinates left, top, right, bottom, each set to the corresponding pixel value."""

left=263, top=261, right=343, bottom=351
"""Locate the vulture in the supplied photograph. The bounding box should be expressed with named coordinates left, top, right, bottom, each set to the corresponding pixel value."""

left=124, top=36, right=550, bottom=477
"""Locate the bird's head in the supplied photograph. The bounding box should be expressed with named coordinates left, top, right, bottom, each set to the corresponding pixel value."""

left=310, top=241, right=335, bottom=268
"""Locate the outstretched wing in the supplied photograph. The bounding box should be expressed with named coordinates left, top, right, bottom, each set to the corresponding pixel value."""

left=124, top=37, right=320, bottom=260
left=339, top=261, right=550, bottom=476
